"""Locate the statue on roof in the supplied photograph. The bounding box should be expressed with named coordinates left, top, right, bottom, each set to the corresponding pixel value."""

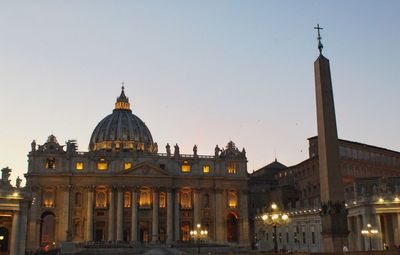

left=16, top=176, right=22, bottom=189
left=193, top=145, right=198, bottom=157
left=31, top=140, right=36, bottom=152
left=215, top=145, right=220, bottom=157
left=153, top=142, right=158, bottom=154
left=174, top=144, right=180, bottom=157
left=1, top=167, right=11, bottom=184
left=166, top=143, right=171, bottom=157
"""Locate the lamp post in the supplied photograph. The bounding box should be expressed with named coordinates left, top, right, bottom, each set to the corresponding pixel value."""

left=260, top=203, right=289, bottom=253
left=190, top=224, right=208, bottom=254
left=361, top=223, right=379, bottom=251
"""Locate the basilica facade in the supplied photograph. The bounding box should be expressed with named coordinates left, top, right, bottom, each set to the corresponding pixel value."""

left=23, top=88, right=250, bottom=252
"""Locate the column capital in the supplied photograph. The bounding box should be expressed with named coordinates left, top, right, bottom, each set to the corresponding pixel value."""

left=84, top=186, right=95, bottom=192
left=152, top=187, right=160, bottom=193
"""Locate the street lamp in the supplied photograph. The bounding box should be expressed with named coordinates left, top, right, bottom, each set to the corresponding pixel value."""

left=361, top=223, right=379, bottom=251
left=260, top=203, right=289, bottom=253
left=190, top=223, right=208, bottom=254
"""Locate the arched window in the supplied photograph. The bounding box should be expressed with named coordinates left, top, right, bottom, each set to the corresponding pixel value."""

left=124, top=192, right=131, bottom=208
left=43, top=188, right=55, bottom=208
left=159, top=192, right=166, bottom=208
left=45, top=157, right=56, bottom=169
left=139, top=188, right=152, bottom=208
left=96, top=188, right=107, bottom=208
left=227, top=162, right=236, bottom=174
left=75, top=192, right=82, bottom=207
left=180, top=188, right=192, bottom=209
left=228, top=191, right=238, bottom=208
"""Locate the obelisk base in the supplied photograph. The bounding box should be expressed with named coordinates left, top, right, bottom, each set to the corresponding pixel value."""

left=320, top=210, right=348, bottom=252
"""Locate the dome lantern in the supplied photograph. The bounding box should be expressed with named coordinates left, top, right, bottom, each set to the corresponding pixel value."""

left=115, top=85, right=131, bottom=110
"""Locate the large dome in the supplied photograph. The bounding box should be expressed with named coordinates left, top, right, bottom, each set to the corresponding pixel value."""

left=89, top=87, right=155, bottom=152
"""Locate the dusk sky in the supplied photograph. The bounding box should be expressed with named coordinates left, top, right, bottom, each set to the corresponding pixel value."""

left=1, top=1, right=399, bottom=182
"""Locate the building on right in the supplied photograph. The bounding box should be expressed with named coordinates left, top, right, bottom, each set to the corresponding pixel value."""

left=251, top=27, right=400, bottom=252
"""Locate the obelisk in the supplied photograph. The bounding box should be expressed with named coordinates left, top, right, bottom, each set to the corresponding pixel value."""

left=314, top=24, right=348, bottom=252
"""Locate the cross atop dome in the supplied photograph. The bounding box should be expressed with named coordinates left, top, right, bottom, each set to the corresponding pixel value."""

left=115, top=85, right=131, bottom=110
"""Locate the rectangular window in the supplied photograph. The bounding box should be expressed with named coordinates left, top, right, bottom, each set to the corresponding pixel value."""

left=203, top=165, right=210, bottom=173
left=124, top=162, right=132, bottom=170
left=97, top=158, right=107, bottom=170
left=76, top=162, right=84, bottom=170
left=302, top=231, right=306, bottom=244
left=181, top=164, right=190, bottom=173
left=228, top=162, right=236, bottom=174
left=312, top=231, right=315, bottom=244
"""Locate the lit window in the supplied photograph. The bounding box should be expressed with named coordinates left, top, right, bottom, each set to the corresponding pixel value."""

left=203, top=165, right=210, bottom=173
left=228, top=191, right=238, bottom=208
left=124, top=192, right=131, bottom=208
left=76, top=162, right=84, bottom=170
left=139, top=188, right=152, bottom=208
left=159, top=192, right=166, bottom=208
left=95, top=189, right=107, bottom=208
left=180, top=188, right=192, bottom=209
left=181, top=162, right=191, bottom=173
left=45, top=157, right=56, bottom=169
left=97, top=158, right=108, bottom=170
left=43, top=189, right=55, bottom=208
left=228, top=162, right=236, bottom=174
left=124, top=162, right=132, bottom=170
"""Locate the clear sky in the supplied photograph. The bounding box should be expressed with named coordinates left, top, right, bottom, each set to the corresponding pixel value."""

left=1, top=1, right=399, bottom=183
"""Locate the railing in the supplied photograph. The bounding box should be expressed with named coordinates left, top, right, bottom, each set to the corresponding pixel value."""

left=157, top=153, right=215, bottom=159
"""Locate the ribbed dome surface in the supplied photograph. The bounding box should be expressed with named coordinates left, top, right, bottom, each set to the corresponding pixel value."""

left=89, top=87, right=154, bottom=151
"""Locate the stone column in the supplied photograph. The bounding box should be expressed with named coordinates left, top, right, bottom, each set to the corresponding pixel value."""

left=108, top=188, right=115, bottom=241
left=174, top=189, right=180, bottom=242
left=239, top=190, right=250, bottom=246
left=355, top=215, right=365, bottom=251
left=393, top=213, right=400, bottom=247
left=374, top=214, right=383, bottom=250
left=215, top=189, right=224, bottom=244
left=152, top=189, right=159, bottom=243
left=166, top=189, right=173, bottom=244
left=131, top=189, right=138, bottom=243
left=86, top=189, right=94, bottom=242
left=193, top=189, right=201, bottom=226
left=116, top=188, right=124, bottom=241
left=10, top=210, right=20, bottom=255
left=61, top=186, right=71, bottom=241
left=27, top=187, right=41, bottom=250
left=18, top=204, right=29, bottom=255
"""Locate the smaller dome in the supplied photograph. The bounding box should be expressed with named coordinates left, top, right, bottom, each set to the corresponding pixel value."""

left=89, top=87, right=156, bottom=153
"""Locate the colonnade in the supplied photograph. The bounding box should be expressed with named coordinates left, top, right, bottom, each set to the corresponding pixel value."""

left=348, top=213, right=400, bottom=251
left=85, top=188, right=177, bottom=244
left=9, top=206, right=28, bottom=255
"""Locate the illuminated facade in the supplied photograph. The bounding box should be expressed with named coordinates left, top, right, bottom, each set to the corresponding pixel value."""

left=23, top=88, right=250, bottom=252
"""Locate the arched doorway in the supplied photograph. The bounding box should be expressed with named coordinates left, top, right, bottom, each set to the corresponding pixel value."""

left=40, top=212, right=56, bottom=245
left=0, top=227, right=9, bottom=252
left=227, top=212, right=239, bottom=243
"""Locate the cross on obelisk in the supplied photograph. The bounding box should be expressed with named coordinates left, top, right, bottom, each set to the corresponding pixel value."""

left=314, top=24, right=324, bottom=55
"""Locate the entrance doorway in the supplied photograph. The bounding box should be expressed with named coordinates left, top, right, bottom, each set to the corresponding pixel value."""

left=227, top=212, right=239, bottom=243
left=40, top=212, right=56, bottom=245
left=0, top=227, right=9, bottom=252
left=139, top=221, right=149, bottom=244
left=95, top=222, right=105, bottom=242
left=181, top=222, right=190, bottom=242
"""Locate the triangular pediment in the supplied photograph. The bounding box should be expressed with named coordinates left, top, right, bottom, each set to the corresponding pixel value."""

left=118, top=161, right=170, bottom=176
